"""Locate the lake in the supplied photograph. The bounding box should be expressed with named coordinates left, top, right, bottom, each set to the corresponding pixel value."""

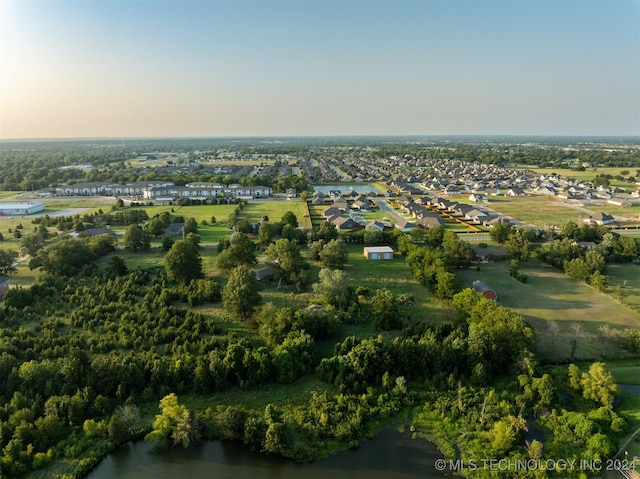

left=85, top=427, right=445, bottom=479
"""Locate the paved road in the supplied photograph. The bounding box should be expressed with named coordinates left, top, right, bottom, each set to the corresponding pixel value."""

left=372, top=199, right=406, bottom=223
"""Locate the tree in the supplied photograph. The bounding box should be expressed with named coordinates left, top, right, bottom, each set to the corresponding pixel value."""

left=123, top=224, right=151, bottom=251
left=281, top=224, right=306, bottom=245
left=506, top=230, right=532, bottom=261
left=319, top=239, right=348, bottom=269
left=165, top=240, right=203, bottom=284
left=312, top=268, right=350, bottom=309
left=442, top=231, right=474, bottom=269
left=281, top=211, right=298, bottom=228
left=581, top=362, right=619, bottom=409
left=184, top=217, right=198, bottom=234
left=314, top=221, right=338, bottom=243
left=105, top=255, right=128, bottom=277
left=371, top=288, right=401, bottom=330
left=489, top=221, right=511, bottom=245
left=37, top=223, right=49, bottom=240
left=585, top=249, right=606, bottom=273
left=146, top=217, right=168, bottom=237
left=490, top=419, right=517, bottom=456
left=564, top=258, right=591, bottom=282
left=161, top=235, right=175, bottom=252
left=145, top=393, right=200, bottom=448
left=216, top=233, right=257, bottom=271
left=435, top=269, right=458, bottom=299
left=186, top=232, right=201, bottom=248
left=258, top=222, right=277, bottom=246
left=0, top=249, right=18, bottom=276
left=30, top=239, right=95, bottom=276
left=363, top=228, right=384, bottom=245
left=265, top=238, right=306, bottom=284
left=223, top=266, right=262, bottom=322
left=108, top=414, right=130, bottom=445
left=589, top=271, right=608, bottom=292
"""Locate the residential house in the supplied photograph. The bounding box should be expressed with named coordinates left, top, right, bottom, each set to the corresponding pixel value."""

left=584, top=212, right=615, bottom=225
left=365, top=221, right=386, bottom=232
left=332, top=197, right=349, bottom=211
left=330, top=216, right=358, bottom=230
left=322, top=207, right=342, bottom=219
left=394, top=218, right=416, bottom=232
left=416, top=213, right=444, bottom=229
left=164, top=223, right=185, bottom=237
left=255, top=266, right=277, bottom=282
left=468, top=193, right=486, bottom=202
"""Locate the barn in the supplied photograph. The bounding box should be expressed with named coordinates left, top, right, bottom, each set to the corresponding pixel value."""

left=364, top=246, right=394, bottom=260
left=472, top=280, right=497, bottom=301
left=0, top=203, right=44, bottom=216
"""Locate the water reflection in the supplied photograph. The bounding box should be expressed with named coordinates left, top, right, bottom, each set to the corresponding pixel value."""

left=85, top=427, right=445, bottom=479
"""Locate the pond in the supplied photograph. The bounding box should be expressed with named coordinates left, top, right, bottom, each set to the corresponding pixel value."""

left=85, top=427, right=445, bottom=479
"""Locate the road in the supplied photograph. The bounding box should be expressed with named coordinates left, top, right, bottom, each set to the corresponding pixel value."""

left=372, top=199, right=407, bottom=223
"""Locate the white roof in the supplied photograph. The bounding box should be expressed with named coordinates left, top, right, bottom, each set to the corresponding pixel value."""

left=0, top=202, right=43, bottom=209
left=364, top=246, right=394, bottom=253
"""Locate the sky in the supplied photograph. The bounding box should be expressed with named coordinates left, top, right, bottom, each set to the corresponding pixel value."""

left=0, top=0, right=638, bottom=139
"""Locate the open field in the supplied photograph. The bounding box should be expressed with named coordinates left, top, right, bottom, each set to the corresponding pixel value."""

left=483, top=195, right=586, bottom=227
left=345, top=245, right=456, bottom=324
left=445, top=193, right=640, bottom=229
left=606, top=263, right=640, bottom=313
left=609, top=360, right=640, bottom=385
left=455, top=259, right=640, bottom=361
left=237, top=199, right=312, bottom=229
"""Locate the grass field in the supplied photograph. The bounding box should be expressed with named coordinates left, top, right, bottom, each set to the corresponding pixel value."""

left=345, top=245, right=456, bottom=324
left=238, top=200, right=312, bottom=229
left=483, top=196, right=585, bottom=227
left=605, top=263, right=640, bottom=313
left=608, top=360, right=640, bottom=385
left=455, top=259, right=640, bottom=361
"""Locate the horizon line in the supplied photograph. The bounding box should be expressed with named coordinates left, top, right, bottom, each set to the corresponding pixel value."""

left=2, top=134, right=640, bottom=142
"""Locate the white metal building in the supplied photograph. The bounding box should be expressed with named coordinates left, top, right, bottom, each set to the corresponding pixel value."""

left=363, top=246, right=394, bottom=260
left=0, top=203, right=44, bottom=216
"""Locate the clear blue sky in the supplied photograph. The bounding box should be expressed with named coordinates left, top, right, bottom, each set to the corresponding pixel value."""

left=1, top=0, right=638, bottom=138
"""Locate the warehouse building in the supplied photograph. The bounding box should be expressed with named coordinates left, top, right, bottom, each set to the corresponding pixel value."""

left=0, top=203, right=45, bottom=216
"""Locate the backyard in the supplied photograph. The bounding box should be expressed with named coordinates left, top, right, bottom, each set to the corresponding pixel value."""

left=455, top=258, right=640, bottom=362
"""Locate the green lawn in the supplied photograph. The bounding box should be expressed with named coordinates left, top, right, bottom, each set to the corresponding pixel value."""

left=484, top=196, right=584, bottom=227
left=139, top=204, right=238, bottom=223
left=239, top=200, right=312, bottom=229
left=608, top=360, right=640, bottom=385
left=345, top=245, right=456, bottom=325
left=455, top=259, right=640, bottom=361
left=614, top=392, right=640, bottom=465
left=606, top=263, right=640, bottom=313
